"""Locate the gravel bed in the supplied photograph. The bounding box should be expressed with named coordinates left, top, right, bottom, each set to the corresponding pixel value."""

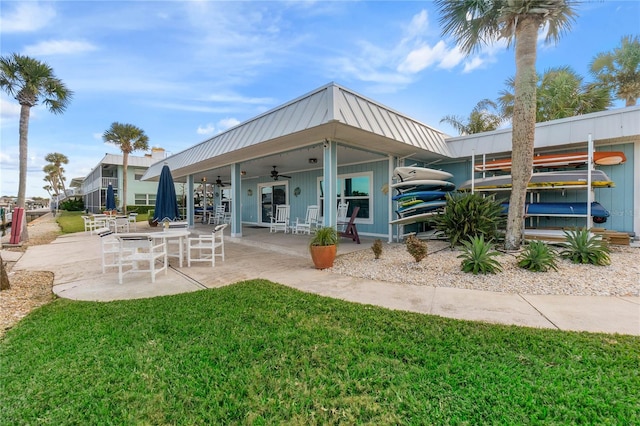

left=331, top=240, right=639, bottom=297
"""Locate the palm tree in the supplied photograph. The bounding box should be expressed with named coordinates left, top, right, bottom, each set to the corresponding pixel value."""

left=44, top=152, right=69, bottom=195
left=440, top=99, right=504, bottom=135
left=435, top=0, right=578, bottom=250
left=102, top=122, right=149, bottom=214
left=590, top=35, right=640, bottom=107
left=0, top=53, right=73, bottom=211
left=43, top=164, right=62, bottom=195
left=499, top=66, right=611, bottom=121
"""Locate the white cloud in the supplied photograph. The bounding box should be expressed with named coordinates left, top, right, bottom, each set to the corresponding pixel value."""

left=23, top=40, right=98, bottom=56
left=205, top=93, right=276, bottom=105
left=397, top=40, right=449, bottom=74
left=0, top=97, right=21, bottom=127
left=0, top=2, right=56, bottom=33
left=463, top=57, right=485, bottom=73
left=197, top=123, right=215, bottom=135
left=218, top=118, right=240, bottom=130
left=405, top=9, right=429, bottom=38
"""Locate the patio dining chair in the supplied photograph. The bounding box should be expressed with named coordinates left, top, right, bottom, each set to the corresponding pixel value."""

left=187, top=223, right=227, bottom=267
left=99, top=228, right=121, bottom=273
left=269, top=204, right=290, bottom=233
left=293, top=205, right=319, bottom=234
left=117, top=235, right=167, bottom=284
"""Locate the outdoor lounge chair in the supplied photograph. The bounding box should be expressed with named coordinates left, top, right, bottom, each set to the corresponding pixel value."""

left=337, top=202, right=349, bottom=226
left=293, top=205, right=319, bottom=234
left=187, top=223, right=227, bottom=267
left=270, top=204, right=290, bottom=233
left=338, top=206, right=360, bottom=244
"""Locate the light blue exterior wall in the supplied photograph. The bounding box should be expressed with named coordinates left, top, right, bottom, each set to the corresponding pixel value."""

left=436, top=142, right=635, bottom=234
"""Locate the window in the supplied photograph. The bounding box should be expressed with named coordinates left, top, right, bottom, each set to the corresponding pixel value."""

left=134, top=173, right=144, bottom=181
left=318, top=172, right=372, bottom=223
left=134, top=193, right=156, bottom=205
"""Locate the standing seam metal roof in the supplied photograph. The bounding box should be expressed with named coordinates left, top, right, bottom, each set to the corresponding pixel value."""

left=143, top=82, right=451, bottom=180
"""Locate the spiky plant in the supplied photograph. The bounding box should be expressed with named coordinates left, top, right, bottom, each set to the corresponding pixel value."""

left=458, top=235, right=502, bottom=275
left=371, top=239, right=383, bottom=259
left=432, top=192, right=505, bottom=248
left=560, top=228, right=611, bottom=266
left=517, top=241, right=558, bottom=272
left=406, top=235, right=428, bottom=263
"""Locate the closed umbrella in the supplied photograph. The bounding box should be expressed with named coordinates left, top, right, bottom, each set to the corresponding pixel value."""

left=153, top=164, right=180, bottom=223
left=106, top=183, right=116, bottom=212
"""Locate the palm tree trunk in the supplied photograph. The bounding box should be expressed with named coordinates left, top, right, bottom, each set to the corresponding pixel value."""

left=505, top=17, right=539, bottom=251
left=17, top=104, right=30, bottom=209
left=122, top=153, right=128, bottom=215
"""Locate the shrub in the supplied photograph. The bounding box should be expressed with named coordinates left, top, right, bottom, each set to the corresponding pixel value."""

left=517, top=241, right=558, bottom=272
left=58, top=197, right=84, bottom=211
left=406, top=235, right=428, bottom=263
left=560, top=228, right=611, bottom=266
left=432, top=192, right=505, bottom=248
left=371, top=239, right=383, bottom=259
left=458, top=235, right=502, bottom=275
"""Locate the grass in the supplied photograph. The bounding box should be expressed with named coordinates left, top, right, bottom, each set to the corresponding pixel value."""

left=55, top=210, right=149, bottom=234
left=1, top=281, right=638, bottom=424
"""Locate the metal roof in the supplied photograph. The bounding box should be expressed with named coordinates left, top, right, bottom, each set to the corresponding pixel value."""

left=142, top=82, right=452, bottom=181
left=446, top=105, right=640, bottom=158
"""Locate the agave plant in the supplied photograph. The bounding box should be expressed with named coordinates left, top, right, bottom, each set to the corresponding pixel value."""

left=432, top=192, right=505, bottom=248
left=458, top=235, right=502, bottom=274
left=560, top=228, right=611, bottom=266
left=517, top=241, right=558, bottom=272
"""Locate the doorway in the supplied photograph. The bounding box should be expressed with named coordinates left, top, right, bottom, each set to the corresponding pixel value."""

left=258, top=182, right=288, bottom=226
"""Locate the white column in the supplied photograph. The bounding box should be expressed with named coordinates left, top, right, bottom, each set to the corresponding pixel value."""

left=186, top=175, right=194, bottom=227
left=322, top=139, right=338, bottom=227
left=230, top=163, right=242, bottom=237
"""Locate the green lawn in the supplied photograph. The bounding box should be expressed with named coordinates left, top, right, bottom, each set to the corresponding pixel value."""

left=1, top=281, right=638, bottom=424
left=55, top=210, right=149, bottom=234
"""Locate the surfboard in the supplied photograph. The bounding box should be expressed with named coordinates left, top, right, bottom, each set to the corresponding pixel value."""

left=474, top=151, right=627, bottom=172
left=391, top=179, right=456, bottom=192
left=397, top=200, right=447, bottom=215
left=501, top=201, right=610, bottom=218
left=389, top=211, right=439, bottom=225
left=394, top=166, right=453, bottom=182
left=459, top=170, right=614, bottom=190
left=392, top=190, right=449, bottom=202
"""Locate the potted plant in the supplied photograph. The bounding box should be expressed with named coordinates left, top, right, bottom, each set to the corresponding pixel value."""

left=309, top=226, right=338, bottom=269
left=148, top=209, right=158, bottom=227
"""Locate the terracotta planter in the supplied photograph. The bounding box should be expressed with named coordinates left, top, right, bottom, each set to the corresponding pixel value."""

left=148, top=219, right=158, bottom=227
left=310, top=245, right=337, bottom=269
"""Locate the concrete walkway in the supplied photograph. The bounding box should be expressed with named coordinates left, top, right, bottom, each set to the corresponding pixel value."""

left=3, top=214, right=639, bottom=336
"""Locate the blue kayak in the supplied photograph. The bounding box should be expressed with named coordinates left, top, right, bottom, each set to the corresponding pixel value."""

left=500, top=202, right=610, bottom=218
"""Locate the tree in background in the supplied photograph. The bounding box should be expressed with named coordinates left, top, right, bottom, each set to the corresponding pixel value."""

left=102, top=122, right=150, bottom=214
left=0, top=54, right=73, bottom=211
left=44, top=152, right=69, bottom=195
left=435, top=0, right=577, bottom=251
left=499, top=66, right=611, bottom=121
left=43, top=164, right=63, bottom=196
left=590, top=35, right=640, bottom=107
left=440, top=99, right=504, bottom=135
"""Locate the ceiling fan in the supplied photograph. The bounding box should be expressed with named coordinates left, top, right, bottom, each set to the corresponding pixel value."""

left=214, top=176, right=230, bottom=187
left=270, top=166, right=291, bottom=181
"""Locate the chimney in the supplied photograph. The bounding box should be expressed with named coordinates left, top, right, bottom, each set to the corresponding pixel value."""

left=151, top=147, right=165, bottom=160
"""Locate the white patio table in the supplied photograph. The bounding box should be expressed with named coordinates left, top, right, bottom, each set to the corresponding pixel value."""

left=116, top=230, right=191, bottom=268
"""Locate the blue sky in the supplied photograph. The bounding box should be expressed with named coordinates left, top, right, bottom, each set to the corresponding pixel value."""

left=1, top=0, right=638, bottom=198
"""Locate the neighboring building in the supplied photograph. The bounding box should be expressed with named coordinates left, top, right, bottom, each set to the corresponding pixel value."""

left=77, top=148, right=181, bottom=213
left=141, top=83, right=639, bottom=241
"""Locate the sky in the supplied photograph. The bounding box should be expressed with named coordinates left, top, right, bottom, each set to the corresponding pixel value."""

left=1, top=0, right=638, bottom=199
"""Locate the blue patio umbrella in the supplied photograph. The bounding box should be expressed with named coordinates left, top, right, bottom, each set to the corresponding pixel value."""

left=106, top=183, right=116, bottom=211
left=153, top=164, right=180, bottom=222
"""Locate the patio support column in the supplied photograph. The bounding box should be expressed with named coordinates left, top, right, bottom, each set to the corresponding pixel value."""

left=322, top=138, right=338, bottom=227
left=388, top=155, right=396, bottom=243
left=186, top=175, right=194, bottom=227
left=230, top=163, right=242, bottom=237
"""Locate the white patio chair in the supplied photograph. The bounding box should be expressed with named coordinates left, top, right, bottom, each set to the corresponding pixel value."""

left=337, top=201, right=349, bottom=230
left=208, top=205, right=226, bottom=225
left=117, top=235, right=167, bottom=284
left=187, top=224, right=227, bottom=267
left=269, top=204, right=290, bottom=233
left=98, top=228, right=121, bottom=273
left=82, top=215, right=99, bottom=234
left=293, top=205, right=319, bottom=234
left=128, top=212, right=138, bottom=231
left=111, top=216, right=130, bottom=234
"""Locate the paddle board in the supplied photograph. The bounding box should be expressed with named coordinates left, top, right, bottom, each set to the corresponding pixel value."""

left=459, top=170, right=613, bottom=190
left=391, top=179, right=456, bottom=192
left=475, top=151, right=627, bottom=172
left=397, top=200, right=447, bottom=215
left=394, top=166, right=453, bottom=182
left=389, top=211, right=439, bottom=225
left=392, top=190, right=449, bottom=202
